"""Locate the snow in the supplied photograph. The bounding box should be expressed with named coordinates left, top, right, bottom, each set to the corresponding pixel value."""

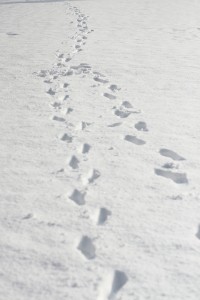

left=0, top=0, right=200, bottom=299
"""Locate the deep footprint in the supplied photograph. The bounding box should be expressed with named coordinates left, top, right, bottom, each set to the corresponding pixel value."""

left=60, top=133, right=73, bottom=143
left=135, top=121, right=148, bottom=131
left=103, top=93, right=116, bottom=100
left=88, top=169, right=101, bottom=183
left=69, top=189, right=86, bottom=205
left=114, top=109, right=132, bottom=118
left=124, top=135, right=146, bottom=145
left=108, top=270, right=128, bottom=299
left=98, top=208, right=111, bottom=225
left=108, top=122, right=122, bottom=127
left=82, top=143, right=91, bottom=154
left=77, top=236, right=96, bottom=259
left=159, top=149, right=185, bottom=161
left=52, top=116, right=65, bottom=122
left=155, top=169, right=188, bottom=184
left=69, top=155, right=79, bottom=169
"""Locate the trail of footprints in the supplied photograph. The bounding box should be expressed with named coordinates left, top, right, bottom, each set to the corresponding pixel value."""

left=35, top=2, right=194, bottom=298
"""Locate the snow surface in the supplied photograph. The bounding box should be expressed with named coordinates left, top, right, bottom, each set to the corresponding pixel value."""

left=0, top=0, right=200, bottom=299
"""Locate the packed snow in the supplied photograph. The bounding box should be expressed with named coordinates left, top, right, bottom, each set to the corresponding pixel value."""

left=0, top=0, right=200, bottom=299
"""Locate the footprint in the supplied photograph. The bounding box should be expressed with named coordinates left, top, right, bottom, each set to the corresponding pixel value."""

left=99, top=270, right=128, bottom=300
left=109, top=84, right=120, bottom=92
left=51, top=102, right=62, bottom=109
left=135, top=121, right=148, bottom=132
left=103, top=93, right=116, bottom=100
left=65, top=57, right=72, bottom=62
left=66, top=108, right=73, bottom=114
left=47, top=88, right=56, bottom=96
left=154, top=169, right=188, bottom=184
left=94, top=77, right=109, bottom=84
left=162, top=162, right=178, bottom=169
left=196, top=225, right=200, bottom=240
left=82, top=143, right=91, bottom=154
left=88, top=169, right=101, bottom=183
left=124, top=135, right=146, bottom=145
left=98, top=208, right=111, bottom=225
left=114, top=109, right=132, bottom=118
left=121, top=101, right=133, bottom=109
left=69, top=155, right=79, bottom=169
left=60, top=133, right=73, bottom=143
left=108, top=122, right=122, bottom=127
left=159, top=149, right=185, bottom=161
left=69, top=189, right=85, bottom=205
left=52, top=116, right=65, bottom=122
left=77, top=236, right=96, bottom=259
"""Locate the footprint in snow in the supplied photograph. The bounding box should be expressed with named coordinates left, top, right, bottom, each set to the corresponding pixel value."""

left=60, top=133, right=73, bottom=143
left=47, top=88, right=56, bottom=96
left=97, top=207, right=111, bottom=225
left=135, top=121, right=148, bottom=132
left=114, top=109, right=132, bottom=118
left=159, top=149, right=185, bottom=161
left=124, top=135, right=146, bottom=145
left=88, top=169, right=101, bottom=184
left=81, top=143, right=91, bottom=154
left=69, top=155, right=80, bottom=169
left=108, top=122, right=122, bottom=127
left=109, top=84, right=120, bottom=92
left=69, top=189, right=86, bottom=205
left=98, top=270, right=128, bottom=300
left=103, top=93, right=116, bottom=100
left=154, top=169, right=188, bottom=184
left=52, top=116, right=65, bottom=122
left=94, top=77, right=109, bottom=84
left=77, top=236, right=96, bottom=259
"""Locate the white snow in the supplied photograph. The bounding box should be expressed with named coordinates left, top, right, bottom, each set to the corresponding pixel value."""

left=0, top=0, right=200, bottom=299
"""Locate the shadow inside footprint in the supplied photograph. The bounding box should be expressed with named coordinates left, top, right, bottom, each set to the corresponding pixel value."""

left=135, top=121, right=148, bottom=131
left=108, top=270, right=128, bottom=299
left=69, top=155, right=79, bottom=169
left=98, top=208, right=111, bottom=225
left=155, top=169, right=188, bottom=184
left=159, top=149, right=185, bottom=161
left=77, top=236, right=96, bottom=260
left=103, top=93, right=116, bottom=100
left=124, top=135, right=146, bottom=145
left=108, top=122, right=122, bottom=127
left=69, top=189, right=85, bottom=205
left=114, top=109, right=132, bottom=118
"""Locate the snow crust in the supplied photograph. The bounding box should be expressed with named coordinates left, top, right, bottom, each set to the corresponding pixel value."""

left=0, top=0, right=200, bottom=299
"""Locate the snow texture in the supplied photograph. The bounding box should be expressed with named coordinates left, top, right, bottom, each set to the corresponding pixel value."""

left=0, top=0, right=200, bottom=299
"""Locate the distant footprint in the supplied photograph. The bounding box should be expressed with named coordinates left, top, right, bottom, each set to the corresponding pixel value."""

left=88, top=169, right=101, bottom=183
left=103, top=93, right=116, bottom=100
left=98, top=208, right=111, bottom=225
left=108, top=122, right=122, bottom=127
left=77, top=236, right=96, bottom=259
left=109, top=84, right=120, bottom=92
left=121, top=101, right=133, bottom=109
left=155, top=169, right=188, bottom=184
left=69, top=155, right=79, bottom=169
left=60, top=133, right=73, bottom=143
left=69, top=189, right=86, bottom=205
left=82, top=143, right=91, bottom=154
left=114, top=109, right=132, bottom=118
left=135, top=121, right=148, bottom=132
left=52, top=116, right=65, bottom=122
left=94, top=77, right=109, bottom=84
left=159, top=149, right=185, bottom=161
left=47, top=88, right=56, bottom=96
left=124, top=135, right=146, bottom=145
